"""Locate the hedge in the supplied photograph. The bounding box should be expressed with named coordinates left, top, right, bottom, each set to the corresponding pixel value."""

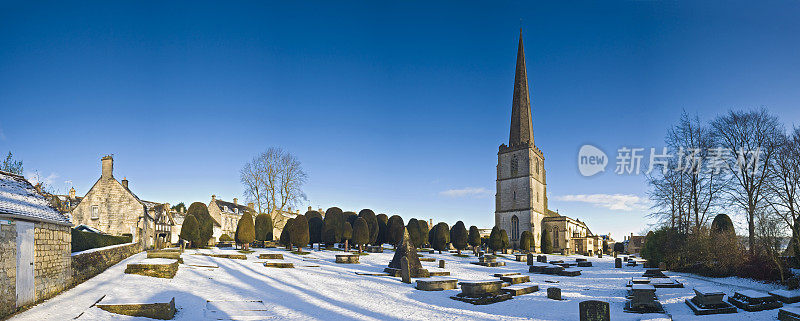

left=71, top=228, right=132, bottom=253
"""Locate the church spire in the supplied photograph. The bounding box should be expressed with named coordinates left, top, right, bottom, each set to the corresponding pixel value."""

left=509, top=28, right=534, bottom=147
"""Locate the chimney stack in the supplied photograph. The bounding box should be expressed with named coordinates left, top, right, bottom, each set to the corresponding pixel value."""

left=211, top=195, right=216, bottom=203
left=122, top=177, right=129, bottom=189
left=308, top=206, right=312, bottom=212
left=101, top=155, right=114, bottom=179
left=69, top=187, right=76, bottom=199
left=247, top=202, right=254, bottom=210
left=233, top=198, right=238, bottom=206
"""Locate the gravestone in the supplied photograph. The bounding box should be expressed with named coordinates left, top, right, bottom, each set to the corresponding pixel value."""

left=658, top=262, right=667, bottom=270
left=97, top=297, right=176, bottom=320
left=597, top=252, right=602, bottom=258
left=527, top=253, right=534, bottom=265
left=728, top=290, right=783, bottom=312
left=439, top=260, right=445, bottom=269
left=401, top=257, right=411, bottom=284
left=537, top=255, right=547, bottom=263
left=615, top=258, right=622, bottom=268
left=579, top=300, right=610, bottom=321
left=451, top=280, right=512, bottom=305
left=624, top=284, right=664, bottom=313
left=415, top=277, right=458, bottom=291
left=385, top=228, right=430, bottom=278
left=770, top=290, right=800, bottom=304
left=547, top=287, right=562, bottom=300
left=685, top=287, right=737, bottom=315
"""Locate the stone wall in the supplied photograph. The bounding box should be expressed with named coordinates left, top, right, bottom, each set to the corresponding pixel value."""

left=0, top=220, right=17, bottom=318
left=71, top=242, right=142, bottom=284
left=33, top=222, right=72, bottom=303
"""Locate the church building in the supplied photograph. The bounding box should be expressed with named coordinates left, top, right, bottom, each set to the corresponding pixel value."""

left=495, top=31, right=603, bottom=255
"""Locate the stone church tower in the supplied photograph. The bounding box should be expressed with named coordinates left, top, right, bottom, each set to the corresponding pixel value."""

left=495, top=30, right=547, bottom=250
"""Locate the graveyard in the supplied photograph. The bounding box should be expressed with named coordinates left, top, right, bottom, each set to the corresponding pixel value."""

left=9, top=245, right=795, bottom=321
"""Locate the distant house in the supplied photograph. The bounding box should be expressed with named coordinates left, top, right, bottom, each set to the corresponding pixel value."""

left=208, top=195, right=254, bottom=240
left=39, top=187, right=82, bottom=221
left=624, top=233, right=646, bottom=255
left=0, top=170, right=72, bottom=317
left=70, top=156, right=173, bottom=248
left=170, top=207, right=186, bottom=244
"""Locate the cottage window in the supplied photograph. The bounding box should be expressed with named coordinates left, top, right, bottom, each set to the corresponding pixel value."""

left=91, top=205, right=99, bottom=219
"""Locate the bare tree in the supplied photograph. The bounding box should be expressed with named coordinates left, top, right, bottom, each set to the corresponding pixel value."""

left=647, top=112, right=722, bottom=234
left=240, top=147, right=307, bottom=227
left=710, top=108, right=783, bottom=254
left=765, top=128, right=800, bottom=260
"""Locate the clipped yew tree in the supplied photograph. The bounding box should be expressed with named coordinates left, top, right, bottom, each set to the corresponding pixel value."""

left=489, top=226, right=503, bottom=254
left=520, top=230, right=533, bottom=253
left=386, top=215, right=405, bottom=247
left=235, top=211, right=256, bottom=250
left=376, top=214, right=389, bottom=245
left=280, top=218, right=294, bottom=250
left=500, top=229, right=509, bottom=253
left=353, top=217, right=369, bottom=253
left=305, top=210, right=323, bottom=221
left=432, top=222, right=450, bottom=254
left=416, top=219, right=430, bottom=248
left=323, top=225, right=337, bottom=248
left=290, top=214, right=310, bottom=252
left=187, top=202, right=214, bottom=247
left=450, top=221, right=468, bottom=255
left=343, top=211, right=358, bottom=227
left=358, top=209, right=379, bottom=245
left=308, top=216, right=324, bottom=248
left=468, top=225, right=481, bottom=255
left=406, top=218, right=422, bottom=248
left=254, top=213, right=274, bottom=242
left=342, top=222, right=353, bottom=251
left=179, top=214, right=200, bottom=248
left=541, top=228, right=553, bottom=254
left=324, top=207, right=344, bottom=244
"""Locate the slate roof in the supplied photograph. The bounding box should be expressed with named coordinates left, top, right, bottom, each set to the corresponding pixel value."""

left=0, top=170, right=71, bottom=225
left=213, top=199, right=252, bottom=215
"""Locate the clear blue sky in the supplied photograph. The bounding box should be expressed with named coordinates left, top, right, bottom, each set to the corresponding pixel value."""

left=2, top=1, right=799, bottom=240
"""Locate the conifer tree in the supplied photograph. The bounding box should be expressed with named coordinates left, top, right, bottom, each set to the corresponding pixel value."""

left=450, top=221, right=468, bottom=255
left=179, top=214, right=200, bottom=248
left=290, top=214, right=310, bottom=251
left=235, top=211, right=256, bottom=250
left=358, top=209, right=379, bottom=245
left=353, top=217, right=369, bottom=253
left=254, top=213, right=273, bottom=242
left=468, top=225, right=481, bottom=255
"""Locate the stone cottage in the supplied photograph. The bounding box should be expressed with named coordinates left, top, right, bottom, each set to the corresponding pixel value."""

left=71, top=156, right=173, bottom=249
left=0, top=170, right=72, bottom=318
left=208, top=195, right=254, bottom=240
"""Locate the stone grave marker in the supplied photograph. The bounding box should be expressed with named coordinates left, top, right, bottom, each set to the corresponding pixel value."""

left=439, top=260, right=445, bottom=269
left=527, top=253, right=534, bottom=265
left=401, top=257, right=411, bottom=284
left=579, top=300, right=610, bottom=321
left=385, top=228, right=429, bottom=277
left=615, top=258, right=622, bottom=268
left=728, top=289, right=783, bottom=312
left=685, top=287, right=737, bottom=315
left=547, top=287, right=562, bottom=300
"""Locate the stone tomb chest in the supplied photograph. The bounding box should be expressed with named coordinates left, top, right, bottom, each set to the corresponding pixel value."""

left=728, top=290, right=783, bottom=312
left=685, top=287, right=737, bottom=315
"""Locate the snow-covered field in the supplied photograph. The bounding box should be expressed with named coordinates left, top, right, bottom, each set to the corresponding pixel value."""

left=9, top=247, right=794, bottom=320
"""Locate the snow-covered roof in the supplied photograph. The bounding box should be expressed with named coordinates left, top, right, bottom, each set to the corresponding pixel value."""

left=0, top=171, right=71, bottom=225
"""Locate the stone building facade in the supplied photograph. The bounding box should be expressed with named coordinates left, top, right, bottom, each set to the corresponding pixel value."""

left=494, top=31, right=600, bottom=255
left=71, top=156, right=172, bottom=249
left=0, top=170, right=72, bottom=318
left=208, top=195, right=254, bottom=239
left=543, top=211, right=602, bottom=256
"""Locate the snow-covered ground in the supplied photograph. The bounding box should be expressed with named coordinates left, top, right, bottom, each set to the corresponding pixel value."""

left=9, top=247, right=795, bottom=320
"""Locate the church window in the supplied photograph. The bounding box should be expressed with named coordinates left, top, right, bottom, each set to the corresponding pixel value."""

left=511, top=215, right=519, bottom=241
left=536, top=158, right=540, bottom=174
left=511, top=156, right=519, bottom=176
left=553, top=227, right=559, bottom=247
left=91, top=205, right=99, bottom=219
